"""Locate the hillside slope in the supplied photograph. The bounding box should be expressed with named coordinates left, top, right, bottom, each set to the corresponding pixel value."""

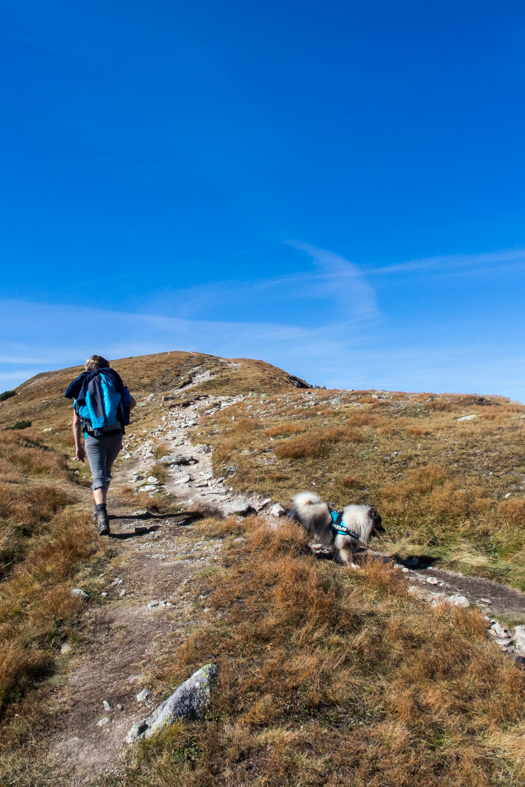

left=2, top=351, right=525, bottom=786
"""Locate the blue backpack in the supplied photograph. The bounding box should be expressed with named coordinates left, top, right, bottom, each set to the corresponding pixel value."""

left=75, top=372, right=130, bottom=435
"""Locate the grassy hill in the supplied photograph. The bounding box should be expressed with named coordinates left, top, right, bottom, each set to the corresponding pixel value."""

left=2, top=351, right=525, bottom=786
left=0, top=353, right=311, bottom=728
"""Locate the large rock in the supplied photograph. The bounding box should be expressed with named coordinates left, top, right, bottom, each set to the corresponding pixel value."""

left=447, top=594, right=470, bottom=608
left=157, top=454, right=192, bottom=466
left=125, top=663, right=218, bottom=743
left=221, top=499, right=256, bottom=517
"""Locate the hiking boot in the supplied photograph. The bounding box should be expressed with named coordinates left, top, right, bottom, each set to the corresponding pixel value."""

left=95, top=504, right=110, bottom=536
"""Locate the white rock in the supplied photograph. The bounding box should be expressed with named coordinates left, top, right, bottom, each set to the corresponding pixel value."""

left=514, top=626, right=525, bottom=654
left=222, top=500, right=255, bottom=516
left=173, top=474, right=191, bottom=485
left=97, top=717, right=109, bottom=726
left=119, top=589, right=126, bottom=597
left=147, top=476, right=160, bottom=485
left=270, top=503, right=286, bottom=517
left=455, top=414, right=477, bottom=421
left=103, top=700, right=111, bottom=711
left=255, top=497, right=272, bottom=511
left=111, top=578, right=123, bottom=586
left=448, top=594, right=470, bottom=607
left=425, top=576, right=439, bottom=585
left=60, top=642, right=71, bottom=654
left=71, top=588, right=89, bottom=600
left=136, top=689, right=151, bottom=703
left=494, top=638, right=514, bottom=647
left=401, top=567, right=410, bottom=573
left=126, top=664, right=218, bottom=744
left=491, top=622, right=509, bottom=638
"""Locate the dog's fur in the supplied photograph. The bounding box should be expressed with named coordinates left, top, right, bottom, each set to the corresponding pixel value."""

left=288, top=491, right=384, bottom=568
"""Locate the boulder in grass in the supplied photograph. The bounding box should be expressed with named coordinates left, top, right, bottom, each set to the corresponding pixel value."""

left=125, top=663, right=218, bottom=744
left=71, top=588, right=89, bottom=601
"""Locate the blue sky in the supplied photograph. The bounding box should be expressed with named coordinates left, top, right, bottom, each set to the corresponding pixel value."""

left=1, top=0, right=525, bottom=398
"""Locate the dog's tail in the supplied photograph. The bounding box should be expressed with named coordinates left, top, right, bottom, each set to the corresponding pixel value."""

left=292, top=491, right=321, bottom=508
left=288, top=491, right=321, bottom=522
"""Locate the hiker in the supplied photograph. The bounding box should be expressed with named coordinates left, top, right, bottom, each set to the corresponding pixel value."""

left=64, top=355, right=136, bottom=535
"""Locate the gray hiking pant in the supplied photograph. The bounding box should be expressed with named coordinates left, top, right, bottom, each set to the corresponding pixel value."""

left=85, top=432, right=123, bottom=491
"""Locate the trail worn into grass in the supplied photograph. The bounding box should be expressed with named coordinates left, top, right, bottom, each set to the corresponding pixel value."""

left=46, top=510, right=221, bottom=784
left=44, top=395, right=264, bottom=786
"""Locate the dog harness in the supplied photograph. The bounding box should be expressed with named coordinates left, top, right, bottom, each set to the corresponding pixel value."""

left=329, top=509, right=360, bottom=541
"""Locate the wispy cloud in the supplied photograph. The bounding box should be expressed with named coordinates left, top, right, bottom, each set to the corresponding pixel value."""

left=141, top=242, right=381, bottom=327
left=366, top=247, right=525, bottom=278
left=2, top=243, right=525, bottom=401
left=287, top=241, right=379, bottom=322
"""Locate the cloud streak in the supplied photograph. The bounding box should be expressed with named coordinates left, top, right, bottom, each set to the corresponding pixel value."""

left=366, top=247, right=525, bottom=278
left=141, top=242, right=381, bottom=327
left=2, top=243, right=525, bottom=401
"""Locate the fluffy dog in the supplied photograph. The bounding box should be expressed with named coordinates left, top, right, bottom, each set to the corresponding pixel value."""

left=288, top=491, right=384, bottom=568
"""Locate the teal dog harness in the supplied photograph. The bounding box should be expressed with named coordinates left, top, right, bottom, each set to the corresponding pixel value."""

left=329, top=509, right=360, bottom=540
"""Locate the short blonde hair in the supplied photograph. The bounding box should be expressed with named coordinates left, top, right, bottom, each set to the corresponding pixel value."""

left=85, top=355, right=110, bottom=371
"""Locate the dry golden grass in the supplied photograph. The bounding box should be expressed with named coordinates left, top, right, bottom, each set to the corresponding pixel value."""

left=117, top=516, right=525, bottom=786
left=0, top=424, right=105, bottom=719
left=194, top=387, right=525, bottom=587
left=153, top=442, right=170, bottom=460
left=0, top=506, right=101, bottom=712
left=266, top=423, right=305, bottom=437
left=275, top=433, right=323, bottom=459
left=499, top=498, right=525, bottom=526
left=232, top=418, right=262, bottom=433
left=341, top=474, right=361, bottom=489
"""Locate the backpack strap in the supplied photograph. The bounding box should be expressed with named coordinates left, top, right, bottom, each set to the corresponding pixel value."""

left=329, top=508, right=360, bottom=540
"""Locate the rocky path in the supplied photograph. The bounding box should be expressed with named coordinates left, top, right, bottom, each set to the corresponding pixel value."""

left=118, top=392, right=275, bottom=516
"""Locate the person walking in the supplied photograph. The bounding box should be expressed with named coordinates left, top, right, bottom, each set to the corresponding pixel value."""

left=64, top=355, right=136, bottom=535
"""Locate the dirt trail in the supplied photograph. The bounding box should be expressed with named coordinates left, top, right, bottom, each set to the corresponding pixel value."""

left=47, top=393, right=266, bottom=785
left=46, top=392, right=525, bottom=785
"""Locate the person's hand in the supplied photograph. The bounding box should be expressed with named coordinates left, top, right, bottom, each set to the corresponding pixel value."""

left=75, top=445, right=85, bottom=462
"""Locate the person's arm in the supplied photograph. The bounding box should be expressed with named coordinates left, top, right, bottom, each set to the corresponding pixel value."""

left=129, top=395, right=137, bottom=410
left=72, top=411, right=85, bottom=462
